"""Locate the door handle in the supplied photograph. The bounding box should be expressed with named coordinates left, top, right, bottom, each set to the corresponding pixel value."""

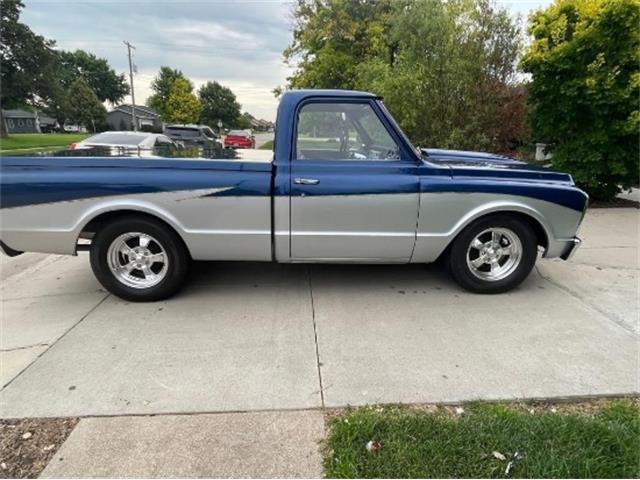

left=294, top=178, right=320, bottom=185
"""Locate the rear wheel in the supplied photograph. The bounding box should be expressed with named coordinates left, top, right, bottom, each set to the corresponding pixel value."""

left=448, top=215, right=537, bottom=294
left=90, top=216, right=189, bottom=301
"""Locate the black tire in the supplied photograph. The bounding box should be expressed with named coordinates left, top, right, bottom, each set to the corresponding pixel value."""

left=90, top=215, right=190, bottom=302
left=448, top=214, right=538, bottom=294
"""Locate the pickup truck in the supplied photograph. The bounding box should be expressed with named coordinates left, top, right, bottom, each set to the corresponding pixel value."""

left=0, top=89, right=587, bottom=301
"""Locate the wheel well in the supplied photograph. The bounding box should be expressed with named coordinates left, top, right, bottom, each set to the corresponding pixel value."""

left=438, top=210, right=549, bottom=261
left=503, top=211, right=549, bottom=250
left=79, top=210, right=191, bottom=257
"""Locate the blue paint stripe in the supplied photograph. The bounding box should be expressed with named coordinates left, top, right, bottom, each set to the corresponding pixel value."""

left=0, top=157, right=272, bottom=209
left=421, top=177, right=588, bottom=212
left=0, top=156, right=587, bottom=213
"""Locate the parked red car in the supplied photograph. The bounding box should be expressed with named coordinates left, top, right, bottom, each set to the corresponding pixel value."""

left=224, top=130, right=255, bottom=149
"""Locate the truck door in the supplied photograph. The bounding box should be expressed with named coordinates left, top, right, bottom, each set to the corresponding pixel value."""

left=289, top=100, right=420, bottom=261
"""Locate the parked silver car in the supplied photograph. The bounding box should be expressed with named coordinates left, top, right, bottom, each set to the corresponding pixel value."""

left=68, top=131, right=179, bottom=156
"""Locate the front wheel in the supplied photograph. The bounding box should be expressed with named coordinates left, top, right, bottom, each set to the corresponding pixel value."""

left=448, top=215, right=538, bottom=294
left=90, top=216, right=189, bottom=301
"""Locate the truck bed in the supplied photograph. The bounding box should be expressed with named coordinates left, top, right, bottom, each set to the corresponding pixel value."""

left=0, top=154, right=275, bottom=261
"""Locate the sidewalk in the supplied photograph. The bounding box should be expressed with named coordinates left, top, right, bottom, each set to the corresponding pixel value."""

left=41, top=410, right=325, bottom=478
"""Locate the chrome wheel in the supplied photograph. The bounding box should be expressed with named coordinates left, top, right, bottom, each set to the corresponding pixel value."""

left=106, top=232, right=168, bottom=289
left=466, top=227, right=522, bottom=282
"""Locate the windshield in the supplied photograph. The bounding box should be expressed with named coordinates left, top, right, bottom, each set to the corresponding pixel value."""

left=227, top=130, right=249, bottom=137
left=376, top=100, right=420, bottom=157
left=85, top=133, right=148, bottom=145
left=202, top=127, right=218, bottom=139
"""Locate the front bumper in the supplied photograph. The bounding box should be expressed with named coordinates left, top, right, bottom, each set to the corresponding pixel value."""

left=560, top=237, right=582, bottom=260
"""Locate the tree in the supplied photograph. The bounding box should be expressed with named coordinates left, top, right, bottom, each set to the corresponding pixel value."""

left=361, top=0, right=526, bottom=152
left=283, top=0, right=528, bottom=153
left=56, top=50, right=129, bottom=103
left=64, top=78, right=107, bottom=132
left=521, top=0, right=640, bottom=200
left=41, top=49, right=129, bottom=127
left=164, top=78, right=202, bottom=124
left=198, top=81, right=242, bottom=129
left=0, top=0, right=56, bottom=136
left=147, top=66, right=189, bottom=120
left=236, top=113, right=252, bottom=130
left=283, top=0, right=395, bottom=90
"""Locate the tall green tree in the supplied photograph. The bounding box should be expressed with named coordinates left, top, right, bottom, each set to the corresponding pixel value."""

left=0, top=0, right=56, bottom=136
left=521, top=0, right=640, bottom=200
left=198, top=81, right=242, bottom=129
left=57, top=50, right=129, bottom=103
left=283, top=0, right=395, bottom=90
left=283, top=0, right=528, bottom=153
left=236, top=113, right=252, bottom=130
left=358, top=0, right=525, bottom=152
left=64, top=77, right=107, bottom=132
left=164, top=78, right=201, bottom=124
left=42, top=49, right=129, bottom=126
left=147, top=66, right=189, bottom=119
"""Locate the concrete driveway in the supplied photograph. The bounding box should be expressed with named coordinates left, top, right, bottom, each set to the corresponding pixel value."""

left=0, top=208, right=638, bottom=419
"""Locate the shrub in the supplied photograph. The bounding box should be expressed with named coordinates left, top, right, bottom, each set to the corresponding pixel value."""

left=522, top=0, right=640, bottom=200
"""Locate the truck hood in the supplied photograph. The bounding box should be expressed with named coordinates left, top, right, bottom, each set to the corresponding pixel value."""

left=422, top=148, right=574, bottom=185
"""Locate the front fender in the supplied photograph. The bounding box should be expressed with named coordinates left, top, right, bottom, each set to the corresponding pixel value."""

left=411, top=192, right=583, bottom=263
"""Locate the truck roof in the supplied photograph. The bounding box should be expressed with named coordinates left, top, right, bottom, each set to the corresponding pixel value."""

left=281, top=89, right=378, bottom=101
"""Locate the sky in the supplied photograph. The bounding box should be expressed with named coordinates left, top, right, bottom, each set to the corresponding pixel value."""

left=22, top=0, right=551, bottom=121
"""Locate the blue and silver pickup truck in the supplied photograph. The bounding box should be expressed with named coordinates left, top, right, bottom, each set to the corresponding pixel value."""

left=0, top=90, right=587, bottom=301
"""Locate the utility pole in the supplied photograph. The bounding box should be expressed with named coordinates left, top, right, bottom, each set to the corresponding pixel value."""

left=124, top=41, right=138, bottom=131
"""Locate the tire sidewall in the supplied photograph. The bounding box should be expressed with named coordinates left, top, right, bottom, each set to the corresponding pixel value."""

left=449, top=215, right=538, bottom=294
left=90, top=217, right=189, bottom=301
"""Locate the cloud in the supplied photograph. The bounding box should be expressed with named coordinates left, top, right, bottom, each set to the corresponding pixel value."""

left=20, top=0, right=548, bottom=121
left=21, top=0, right=294, bottom=120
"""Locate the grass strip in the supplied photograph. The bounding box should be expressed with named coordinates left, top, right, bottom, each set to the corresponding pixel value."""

left=324, top=400, right=640, bottom=478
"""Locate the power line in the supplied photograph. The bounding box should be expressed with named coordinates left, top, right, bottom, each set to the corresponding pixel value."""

left=55, top=38, right=280, bottom=53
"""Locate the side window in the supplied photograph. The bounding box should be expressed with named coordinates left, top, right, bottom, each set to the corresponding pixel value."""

left=296, top=102, right=400, bottom=161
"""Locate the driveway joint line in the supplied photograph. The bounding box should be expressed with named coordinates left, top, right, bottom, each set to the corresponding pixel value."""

left=0, top=293, right=111, bottom=391
left=535, top=266, right=638, bottom=336
left=308, top=265, right=325, bottom=408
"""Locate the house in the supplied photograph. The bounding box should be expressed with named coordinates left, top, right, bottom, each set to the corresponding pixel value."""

left=38, top=114, right=58, bottom=133
left=2, top=109, right=40, bottom=134
left=107, top=104, right=162, bottom=132
left=243, top=113, right=275, bottom=132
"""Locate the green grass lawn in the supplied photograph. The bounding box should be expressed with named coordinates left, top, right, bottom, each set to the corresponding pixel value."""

left=325, top=400, right=640, bottom=478
left=259, top=139, right=274, bottom=150
left=0, top=133, right=89, bottom=153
